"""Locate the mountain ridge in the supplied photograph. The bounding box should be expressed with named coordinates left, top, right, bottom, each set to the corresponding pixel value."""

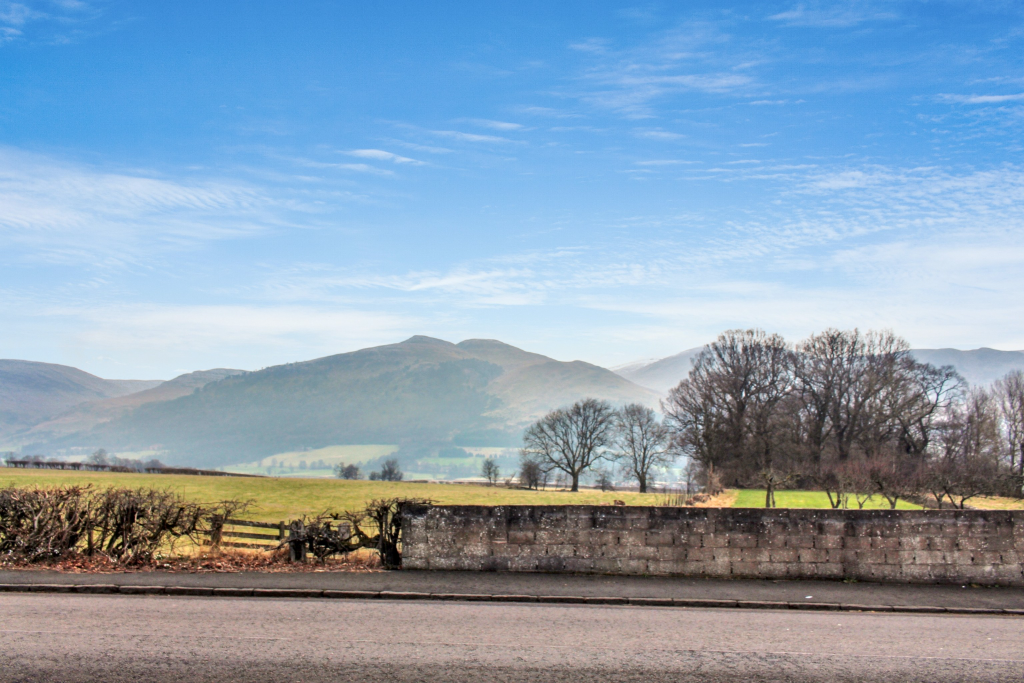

left=614, top=346, right=1024, bottom=394
left=0, top=360, right=162, bottom=440
left=22, top=336, right=659, bottom=467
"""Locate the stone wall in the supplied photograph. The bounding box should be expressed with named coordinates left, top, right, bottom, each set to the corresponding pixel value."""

left=401, top=505, right=1024, bottom=586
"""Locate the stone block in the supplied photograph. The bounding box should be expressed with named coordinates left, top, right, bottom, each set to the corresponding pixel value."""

left=797, top=548, right=827, bottom=564
left=686, top=547, right=714, bottom=562
left=701, top=534, right=728, bottom=548
left=812, top=562, right=845, bottom=579
left=628, top=545, right=662, bottom=561
left=644, top=560, right=681, bottom=575
left=814, top=535, right=843, bottom=550
left=507, top=530, right=535, bottom=545
left=657, top=545, right=687, bottom=562
left=727, top=533, right=758, bottom=548
left=730, top=561, right=759, bottom=578
left=898, top=536, right=928, bottom=551
left=854, top=549, right=888, bottom=565
left=768, top=548, right=798, bottom=563
left=738, top=547, right=772, bottom=563
left=755, top=562, right=790, bottom=579
left=617, top=530, right=648, bottom=546
left=843, top=536, right=872, bottom=550
left=785, top=535, right=815, bottom=549
left=545, top=544, right=577, bottom=558
left=756, top=535, right=788, bottom=549
left=646, top=531, right=676, bottom=547
left=534, top=529, right=568, bottom=545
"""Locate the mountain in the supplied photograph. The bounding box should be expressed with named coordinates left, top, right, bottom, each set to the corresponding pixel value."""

left=613, top=348, right=702, bottom=394
left=21, top=368, right=244, bottom=442
left=27, top=337, right=659, bottom=467
left=614, top=346, right=1024, bottom=395
left=0, top=360, right=162, bottom=440
left=910, top=348, right=1024, bottom=388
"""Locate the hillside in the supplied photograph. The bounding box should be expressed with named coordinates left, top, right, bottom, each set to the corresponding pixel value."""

left=613, top=348, right=702, bottom=394
left=21, top=368, right=244, bottom=442
left=28, top=337, right=659, bottom=468
left=0, top=360, right=161, bottom=440
left=910, top=348, right=1024, bottom=387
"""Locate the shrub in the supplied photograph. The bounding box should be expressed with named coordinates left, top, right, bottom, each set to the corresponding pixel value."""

left=0, top=485, right=246, bottom=565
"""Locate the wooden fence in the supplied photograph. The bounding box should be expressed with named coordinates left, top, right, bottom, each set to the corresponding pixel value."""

left=206, top=517, right=353, bottom=562
left=207, top=517, right=287, bottom=550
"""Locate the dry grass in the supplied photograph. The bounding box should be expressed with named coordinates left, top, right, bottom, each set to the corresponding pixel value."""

left=961, top=496, right=1024, bottom=510
left=0, top=468, right=671, bottom=520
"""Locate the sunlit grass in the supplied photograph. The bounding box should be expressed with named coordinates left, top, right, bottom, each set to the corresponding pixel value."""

left=0, top=468, right=670, bottom=520
left=733, top=489, right=921, bottom=510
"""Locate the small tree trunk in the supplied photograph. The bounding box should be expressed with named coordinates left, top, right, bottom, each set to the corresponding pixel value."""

left=570, top=473, right=579, bottom=492
left=638, top=474, right=647, bottom=494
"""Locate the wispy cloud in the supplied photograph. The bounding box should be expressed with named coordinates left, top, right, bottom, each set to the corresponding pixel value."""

left=634, top=129, right=686, bottom=140
left=768, top=3, right=898, bottom=28
left=564, top=21, right=760, bottom=115
left=938, top=92, right=1024, bottom=104
left=0, top=0, right=97, bottom=45
left=430, top=129, right=517, bottom=144
left=459, top=118, right=525, bottom=131
left=0, top=147, right=309, bottom=265
left=344, top=148, right=425, bottom=165
left=635, top=159, right=694, bottom=166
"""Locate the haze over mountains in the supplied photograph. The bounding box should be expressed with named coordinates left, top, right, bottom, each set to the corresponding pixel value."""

left=5, top=337, right=1024, bottom=472
left=0, top=360, right=161, bottom=439
left=6, top=337, right=657, bottom=468
left=613, top=348, right=1024, bottom=395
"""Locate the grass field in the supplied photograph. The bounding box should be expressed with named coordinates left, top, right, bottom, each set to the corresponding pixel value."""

left=9, top=469, right=1021, bottom=518
left=0, top=469, right=674, bottom=520
left=733, top=489, right=922, bottom=510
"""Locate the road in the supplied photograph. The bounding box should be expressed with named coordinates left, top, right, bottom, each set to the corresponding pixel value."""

left=1, top=594, right=1022, bottom=682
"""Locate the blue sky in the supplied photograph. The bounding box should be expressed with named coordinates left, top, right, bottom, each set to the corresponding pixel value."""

left=1, top=0, right=1023, bottom=379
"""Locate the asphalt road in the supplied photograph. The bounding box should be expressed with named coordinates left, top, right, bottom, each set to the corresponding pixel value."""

left=1, top=594, right=1022, bottom=682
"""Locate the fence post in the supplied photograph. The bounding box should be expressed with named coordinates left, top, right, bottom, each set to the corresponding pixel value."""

left=288, top=520, right=306, bottom=562
left=209, top=514, right=224, bottom=548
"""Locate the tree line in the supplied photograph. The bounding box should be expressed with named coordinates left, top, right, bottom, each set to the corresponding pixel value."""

left=518, top=328, right=1024, bottom=506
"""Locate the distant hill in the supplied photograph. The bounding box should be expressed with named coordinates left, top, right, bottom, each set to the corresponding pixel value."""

left=21, top=368, right=244, bottom=442
left=910, top=348, right=1024, bottom=387
left=613, top=348, right=702, bottom=394
left=614, top=346, right=1024, bottom=394
left=27, top=337, right=659, bottom=468
left=0, top=360, right=161, bottom=439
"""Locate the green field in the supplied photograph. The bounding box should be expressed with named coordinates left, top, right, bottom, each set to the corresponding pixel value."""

left=0, top=469, right=946, bottom=519
left=0, top=468, right=673, bottom=520
left=733, top=489, right=922, bottom=510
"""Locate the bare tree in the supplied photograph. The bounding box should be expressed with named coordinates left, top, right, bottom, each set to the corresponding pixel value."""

left=996, top=370, right=1024, bottom=476
left=521, top=398, right=617, bottom=492
left=614, top=403, right=673, bottom=493
left=518, top=456, right=546, bottom=490
left=594, top=469, right=615, bottom=492
left=335, top=463, right=361, bottom=480
left=867, top=448, right=921, bottom=509
left=370, top=458, right=403, bottom=482
left=481, top=458, right=500, bottom=485
left=663, top=329, right=794, bottom=506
